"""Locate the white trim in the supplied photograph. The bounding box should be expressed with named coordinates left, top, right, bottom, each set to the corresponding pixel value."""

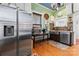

left=32, top=10, right=43, bottom=15
left=55, top=16, right=67, bottom=20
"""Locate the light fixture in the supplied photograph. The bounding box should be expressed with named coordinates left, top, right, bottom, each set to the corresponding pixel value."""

left=51, top=3, right=64, bottom=11
left=51, top=3, right=57, bottom=10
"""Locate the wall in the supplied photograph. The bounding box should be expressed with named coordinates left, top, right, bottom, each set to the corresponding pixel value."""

left=56, top=8, right=67, bottom=18
left=65, top=3, right=79, bottom=44
left=73, top=4, right=79, bottom=44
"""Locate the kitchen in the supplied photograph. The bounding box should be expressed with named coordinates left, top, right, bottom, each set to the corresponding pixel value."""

left=32, top=3, right=79, bottom=56
left=0, top=3, right=79, bottom=56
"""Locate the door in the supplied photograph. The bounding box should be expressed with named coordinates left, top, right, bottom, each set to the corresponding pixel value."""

left=18, top=11, right=32, bottom=56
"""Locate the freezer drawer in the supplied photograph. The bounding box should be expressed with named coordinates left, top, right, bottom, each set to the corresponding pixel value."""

left=18, top=35, right=32, bottom=56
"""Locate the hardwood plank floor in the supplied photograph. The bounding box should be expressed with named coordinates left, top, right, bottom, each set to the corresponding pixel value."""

left=32, top=40, right=79, bottom=56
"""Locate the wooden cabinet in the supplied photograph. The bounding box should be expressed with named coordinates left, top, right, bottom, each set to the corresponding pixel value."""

left=67, top=16, right=73, bottom=31
left=50, top=31, right=73, bottom=46
left=50, top=32, right=60, bottom=42
left=60, top=32, right=70, bottom=45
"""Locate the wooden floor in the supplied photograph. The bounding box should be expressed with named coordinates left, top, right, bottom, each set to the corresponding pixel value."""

left=32, top=40, right=79, bottom=56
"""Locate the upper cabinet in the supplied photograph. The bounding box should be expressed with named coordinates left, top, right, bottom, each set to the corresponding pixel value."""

left=66, top=3, right=72, bottom=15
left=0, top=3, right=32, bottom=14
left=25, top=3, right=32, bottom=13
left=9, top=3, right=16, bottom=8
left=1, top=3, right=16, bottom=8
left=73, top=3, right=79, bottom=12
left=16, top=3, right=25, bottom=10
left=1, top=3, right=9, bottom=6
left=16, top=3, right=31, bottom=13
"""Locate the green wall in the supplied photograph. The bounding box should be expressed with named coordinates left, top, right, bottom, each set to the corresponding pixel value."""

left=55, top=5, right=67, bottom=18
left=31, top=3, right=56, bottom=16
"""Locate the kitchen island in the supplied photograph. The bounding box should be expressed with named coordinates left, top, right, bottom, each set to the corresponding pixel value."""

left=50, top=30, right=74, bottom=46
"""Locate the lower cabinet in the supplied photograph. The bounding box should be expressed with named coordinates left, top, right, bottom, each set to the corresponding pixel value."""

left=60, top=32, right=70, bottom=45
left=50, top=31, right=73, bottom=46
left=50, top=32, right=60, bottom=42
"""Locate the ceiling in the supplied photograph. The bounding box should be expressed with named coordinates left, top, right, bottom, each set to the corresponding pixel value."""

left=39, top=3, right=65, bottom=10
left=39, top=3, right=52, bottom=10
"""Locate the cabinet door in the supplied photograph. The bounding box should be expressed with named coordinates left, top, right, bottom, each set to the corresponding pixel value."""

left=9, top=3, right=16, bottom=8
left=1, top=3, right=9, bottom=6
left=50, top=32, right=60, bottom=42
left=60, top=32, right=70, bottom=44
left=66, top=3, right=72, bottom=15
left=25, top=3, right=31, bottom=13
left=74, top=3, right=79, bottom=12
left=16, top=3, right=25, bottom=10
